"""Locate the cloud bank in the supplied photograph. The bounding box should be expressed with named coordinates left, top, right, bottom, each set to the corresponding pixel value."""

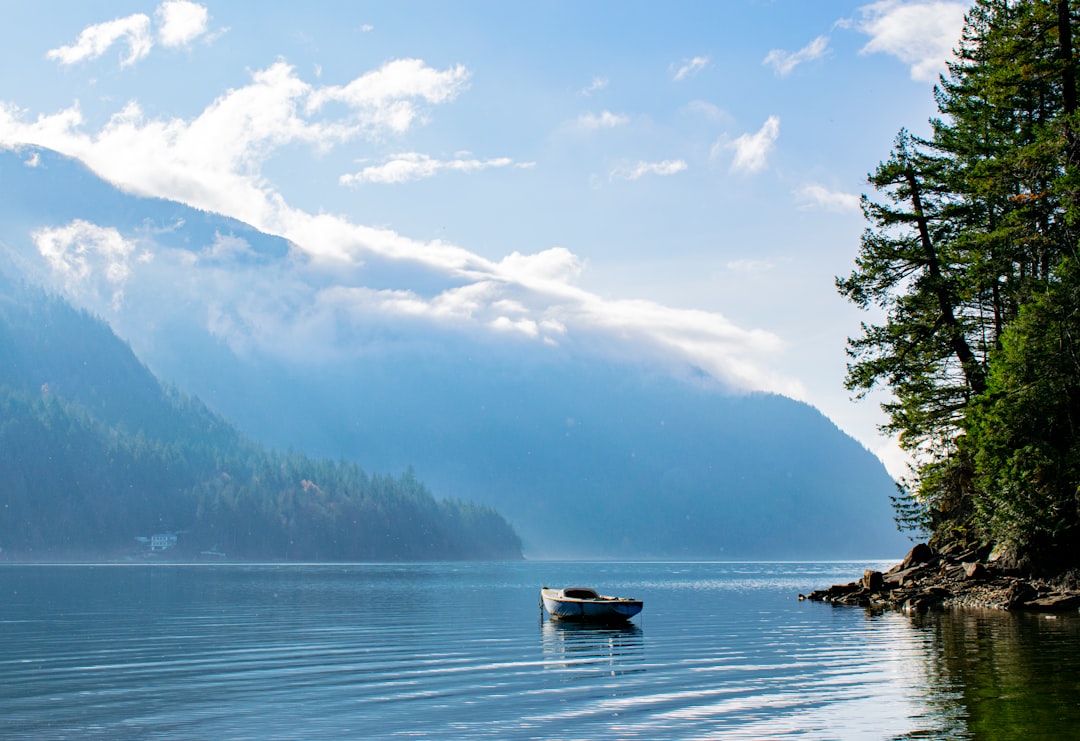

left=32, top=220, right=140, bottom=310
left=157, top=1, right=210, bottom=47
left=46, top=2, right=210, bottom=68
left=47, top=14, right=153, bottom=67
left=856, top=0, right=968, bottom=82
left=0, top=49, right=801, bottom=399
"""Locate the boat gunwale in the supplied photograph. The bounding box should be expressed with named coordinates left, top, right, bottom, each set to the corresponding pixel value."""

left=540, top=587, right=643, bottom=623
left=541, top=587, right=639, bottom=604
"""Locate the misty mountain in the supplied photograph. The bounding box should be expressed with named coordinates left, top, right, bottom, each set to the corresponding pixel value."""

left=168, top=347, right=908, bottom=559
left=0, top=275, right=522, bottom=560
left=0, top=146, right=910, bottom=559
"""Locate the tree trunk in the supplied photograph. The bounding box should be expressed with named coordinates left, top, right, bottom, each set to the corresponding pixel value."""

left=905, top=169, right=987, bottom=395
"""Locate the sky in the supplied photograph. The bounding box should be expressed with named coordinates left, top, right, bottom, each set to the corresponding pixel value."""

left=0, top=1, right=974, bottom=477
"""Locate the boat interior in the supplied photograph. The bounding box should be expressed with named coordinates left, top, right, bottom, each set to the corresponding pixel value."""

left=562, top=588, right=601, bottom=599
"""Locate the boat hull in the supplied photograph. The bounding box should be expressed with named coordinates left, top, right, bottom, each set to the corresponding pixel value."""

left=540, top=587, right=642, bottom=622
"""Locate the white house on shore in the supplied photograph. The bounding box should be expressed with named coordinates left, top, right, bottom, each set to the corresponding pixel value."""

left=151, top=533, right=178, bottom=551
left=134, top=533, right=179, bottom=551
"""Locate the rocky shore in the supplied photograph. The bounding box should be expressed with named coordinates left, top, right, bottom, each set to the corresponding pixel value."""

left=801, top=542, right=1080, bottom=612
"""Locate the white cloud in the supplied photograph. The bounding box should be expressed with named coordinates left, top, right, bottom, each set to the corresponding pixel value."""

left=46, top=13, right=152, bottom=67
left=0, top=58, right=473, bottom=222
left=856, top=0, right=968, bottom=82
left=491, top=315, right=540, bottom=337
left=340, top=152, right=524, bottom=186
left=610, top=159, right=688, bottom=181
left=763, top=35, right=829, bottom=76
left=33, top=220, right=136, bottom=309
left=718, top=116, right=780, bottom=174
left=497, top=247, right=583, bottom=284
left=156, top=1, right=209, bottom=47
left=794, top=183, right=861, bottom=212
left=0, top=52, right=802, bottom=398
left=576, top=110, right=628, bottom=130
left=360, top=24, right=375, bottom=33
left=44, top=2, right=210, bottom=67
left=306, top=58, right=470, bottom=134
left=579, top=76, right=609, bottom=96
left=492, top=298, right=529, bottom=315
left=201, top=232, right=257, bottom=262
left=672, top=56, right=709, bottom=81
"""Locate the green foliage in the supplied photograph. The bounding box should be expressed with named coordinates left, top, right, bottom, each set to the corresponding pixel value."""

left=841, top=0, right=1080, bottom=566
left=889, top=482, right=933, bottom=537
left=964, top=257, right=1080, bottom=556
left=0, top=279, right=522, bottom=561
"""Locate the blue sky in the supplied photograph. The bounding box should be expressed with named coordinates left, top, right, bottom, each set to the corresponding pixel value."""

left=0, top=1, right=973, bottom=475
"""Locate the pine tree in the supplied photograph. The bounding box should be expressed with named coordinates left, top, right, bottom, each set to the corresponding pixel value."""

left=841, top=0, right=1080, bottom=564
left=837, top=129, right=986, bottom=531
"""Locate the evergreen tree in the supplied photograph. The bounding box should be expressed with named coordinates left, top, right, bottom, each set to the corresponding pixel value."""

left=964, top=257, right=1080, bottom=562
left=841, top=0, right=1080, bottom=565
left=838, top=129, right=986, bottom=532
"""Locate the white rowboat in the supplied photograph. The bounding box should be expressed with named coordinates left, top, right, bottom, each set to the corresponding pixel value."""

left=540, top=586, right=643, bottom=622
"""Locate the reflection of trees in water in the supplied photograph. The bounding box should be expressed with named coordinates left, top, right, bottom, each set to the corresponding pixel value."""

left=903, top=610, right=1080, bottom=740
left=540, top=620, right=645, bottom=676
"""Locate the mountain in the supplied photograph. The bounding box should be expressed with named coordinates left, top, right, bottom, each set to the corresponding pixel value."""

left=0, top=275, right=523, bottom=561
left=166, top=347, right=907, bottom=559
left=0, top=146, right=910, bottom=559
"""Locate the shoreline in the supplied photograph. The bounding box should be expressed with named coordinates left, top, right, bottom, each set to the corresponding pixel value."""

left=800, top=543, right=1080, bottom=612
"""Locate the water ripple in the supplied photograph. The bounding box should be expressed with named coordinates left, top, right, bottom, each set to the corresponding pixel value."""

left=2, top=562, right=1078, bottom=739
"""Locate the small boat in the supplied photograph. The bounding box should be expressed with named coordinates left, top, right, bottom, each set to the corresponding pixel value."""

left=540, top=586, right=643, bottom=622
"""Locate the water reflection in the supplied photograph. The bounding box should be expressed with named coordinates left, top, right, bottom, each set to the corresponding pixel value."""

left=6, top=563, right=1080, bottom=739
left=540, top=618, right=645, bottom=675
left=901, top=610, right=1080, bottom=740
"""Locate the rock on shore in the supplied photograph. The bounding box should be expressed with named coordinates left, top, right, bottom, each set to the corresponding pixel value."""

left=800, top=543, right=1080, bottom=612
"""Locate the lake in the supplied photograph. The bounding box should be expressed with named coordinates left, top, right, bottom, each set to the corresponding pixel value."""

left=1, top=561, right=1078, bottom=740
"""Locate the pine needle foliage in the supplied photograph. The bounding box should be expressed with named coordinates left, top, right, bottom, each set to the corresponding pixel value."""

left=841, top=0, right=1080, bottom=566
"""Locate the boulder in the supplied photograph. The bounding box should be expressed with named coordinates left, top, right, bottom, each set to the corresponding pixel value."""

left=802, top=541, right=1078, bottom=613
left=900, top=543, right=935, bottom=570
left=938, top=540, right=964, bottom=558
left=883, top=563, right=930, bottom=588
left=1020, top=593, right=1080, bottom=612
left=1005, top=582, right=1038, bottom=610
left=988, top=545, right=1030, bottom=575
left=962, top=562, right=989, bottom=580
left=827, top=582, right=862, bottom=597
left=803, top=581, right=867, bottom=604
left=903, top=592, right=945, bottom=612
left=862, top=569, right=885, bottom=592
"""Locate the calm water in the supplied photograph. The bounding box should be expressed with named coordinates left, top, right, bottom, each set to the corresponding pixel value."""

left=1, top=562, right=1079, bottom=740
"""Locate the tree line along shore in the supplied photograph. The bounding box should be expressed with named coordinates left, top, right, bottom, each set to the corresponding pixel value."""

left=832, top=0, right=1080, bottom=592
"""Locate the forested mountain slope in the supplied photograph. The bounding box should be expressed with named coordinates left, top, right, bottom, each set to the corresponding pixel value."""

left=0, top=146, right=909, bottom=559
left=0, top=278, right=522, bottom=560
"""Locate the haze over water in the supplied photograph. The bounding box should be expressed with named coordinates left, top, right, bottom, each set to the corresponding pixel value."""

left=2, top=561, right=1078, bottom=739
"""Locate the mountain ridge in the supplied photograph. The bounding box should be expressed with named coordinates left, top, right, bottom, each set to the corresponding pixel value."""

left=0, top=145, right=910, bottom=559
left=0, top=275, right=523, bottom=561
